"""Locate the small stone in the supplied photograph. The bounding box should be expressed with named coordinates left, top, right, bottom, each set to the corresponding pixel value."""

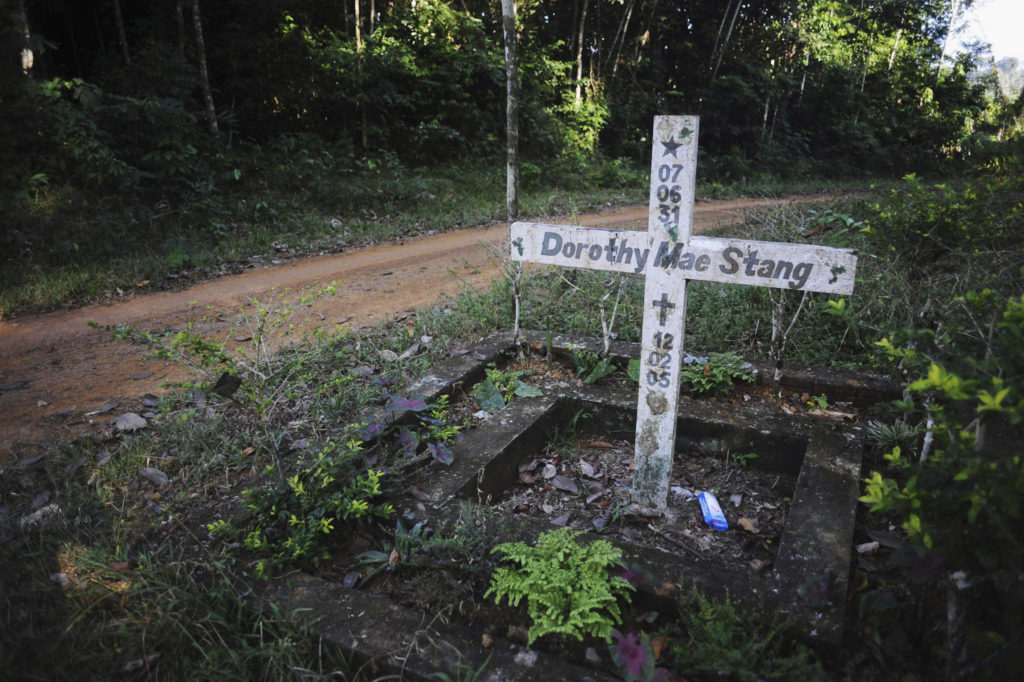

left=584, top=647, right=602, bottom=665
left=113, top=412, right=147, bottom=432
left=513, top=649, right=537, bottom=666
left=671, top=486, right=695, bottom=501
left=481, top=633, right=493, bottom=648
left=20, top=503, right=61, bottom=529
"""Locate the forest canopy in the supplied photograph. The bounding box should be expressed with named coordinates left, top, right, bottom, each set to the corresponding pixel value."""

left=5, top=1, right=1021, bottom=193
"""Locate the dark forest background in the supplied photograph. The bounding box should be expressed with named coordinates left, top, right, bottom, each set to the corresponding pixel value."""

left=2, top=0, right=1022, bottom=314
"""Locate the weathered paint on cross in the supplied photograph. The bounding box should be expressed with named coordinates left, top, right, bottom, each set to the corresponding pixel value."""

left=510, top=115, right=858, bottom=512
left=631, top=115, right=698, bottom=511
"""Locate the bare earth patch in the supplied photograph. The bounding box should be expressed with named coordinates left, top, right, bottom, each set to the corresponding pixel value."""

left=0, top=195, right=841, bottom=457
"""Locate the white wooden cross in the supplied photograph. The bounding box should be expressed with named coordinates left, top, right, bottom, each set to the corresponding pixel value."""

left=510, top=115, right=858, bottom=513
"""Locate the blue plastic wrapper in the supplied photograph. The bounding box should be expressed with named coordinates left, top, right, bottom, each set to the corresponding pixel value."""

left=697, top=491, right=729, bottom=531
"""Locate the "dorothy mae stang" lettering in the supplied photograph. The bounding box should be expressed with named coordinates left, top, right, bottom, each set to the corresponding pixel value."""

left=536, top=229, right=827, bottom=291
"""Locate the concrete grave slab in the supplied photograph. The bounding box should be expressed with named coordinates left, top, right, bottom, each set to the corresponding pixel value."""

left=264, top=330, right=896, bottom=677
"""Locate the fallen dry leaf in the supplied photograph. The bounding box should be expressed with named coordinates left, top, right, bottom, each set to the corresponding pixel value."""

left=653, top=581, right=677, bottom=597
left=651, top=635, right=668, bottom=661
left=241, top=446, right=256, bottom=456
left=737, top=517, right=760, bottom=533
left=519, top=471, right=539, bottom=485
left=587, top=441, right=614, bottom=449
left=388, top=548, right=400, bottom=569
left=139, top=467, right=169, bottom=487
left=551, top=475, right=579, bottom=494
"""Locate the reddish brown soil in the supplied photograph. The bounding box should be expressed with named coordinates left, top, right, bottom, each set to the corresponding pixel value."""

left=0, top=196, right=835, bottom=458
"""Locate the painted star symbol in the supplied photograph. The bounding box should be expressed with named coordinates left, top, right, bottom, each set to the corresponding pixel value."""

left=661, top=136, right=682, bottom=158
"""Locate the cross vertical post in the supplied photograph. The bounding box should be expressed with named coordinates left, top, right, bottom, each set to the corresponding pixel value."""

left=630, top=115, right=699, bottom=512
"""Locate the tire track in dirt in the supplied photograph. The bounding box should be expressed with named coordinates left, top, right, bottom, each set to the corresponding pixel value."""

left=0, top=195, right=835, bottom=457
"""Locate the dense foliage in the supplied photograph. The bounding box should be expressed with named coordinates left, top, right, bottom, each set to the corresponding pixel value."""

left=4, top=0, right=1023, bottom=319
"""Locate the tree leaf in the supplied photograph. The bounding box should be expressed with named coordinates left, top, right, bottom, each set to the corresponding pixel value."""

left=396, top=427, right=419, bottom=456
left=471, top=377, right=505, bottom=412
left=427, top=441, right=454, bottom=465
left=385, top=395, right=429, bottom=412
left=513, top=380, right=543, bottom=398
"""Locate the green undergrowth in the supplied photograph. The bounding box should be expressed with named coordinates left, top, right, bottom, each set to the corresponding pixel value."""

left=3, top=171, right=1022, bottom=678
left=0, top=152, right=878, bottom=319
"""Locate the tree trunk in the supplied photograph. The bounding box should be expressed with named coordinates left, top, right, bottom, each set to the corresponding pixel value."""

left=192, top=0, right=218, bottom=133
left=65, top=12, right=83, bottom=76
left=710, top=0, right=733, bottom=68
left=18, top=0, right=33, bottom=75
left=91, top=1, right=106, bottom=52
left=176, top=0, right=185, bottom=58
left=888, top=27, right=902, bottom=71
left=355, top=0, right=369, bottom=149
left=937, top=0, right=962, bottom=79
left=501, top=0, right=522, bottom=339
left=501, top=0, right=519, bottom=223
left=712, top=0, right=742, bottom=79
left=574, top=0, right=589, bottom=108
left=112, top=0, right=131, bottom=65
left=606, top=0, right=635, bottom=79
left=633, top=0, right=660, bottom=66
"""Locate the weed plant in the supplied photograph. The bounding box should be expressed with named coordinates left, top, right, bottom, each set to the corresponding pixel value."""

left=661, top=588, right=824, bottom=681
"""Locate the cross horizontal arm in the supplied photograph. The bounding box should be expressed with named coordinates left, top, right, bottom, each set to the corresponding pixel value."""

left=511, top=222, right=858, bottom=295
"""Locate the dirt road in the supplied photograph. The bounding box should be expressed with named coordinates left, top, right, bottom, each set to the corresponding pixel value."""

left=0, top=197, right=829, bottom=457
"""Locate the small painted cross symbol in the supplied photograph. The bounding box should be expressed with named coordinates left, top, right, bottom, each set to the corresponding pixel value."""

left=652, top=293, right=675, bottom=325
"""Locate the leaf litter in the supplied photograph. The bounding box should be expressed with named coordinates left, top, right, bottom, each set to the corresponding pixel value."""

left=494, top=432, right=796, bottom=568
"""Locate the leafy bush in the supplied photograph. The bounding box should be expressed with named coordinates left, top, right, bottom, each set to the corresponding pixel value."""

left=485, top=527, right=633, bottom=644
left=862, top=291, right=1024, bottom=576
left=470, top=364, right=543, bottom=413
left=679, top=351, right=756, bottom=395
left=212, top=428, right=394, bottom=577
left=569, top=346, right=616, bottom=384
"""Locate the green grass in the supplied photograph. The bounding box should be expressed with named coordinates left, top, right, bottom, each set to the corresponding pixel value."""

left=4, top=171, right=1020, bottom=678
left=0, top=150, right=881, bottom=319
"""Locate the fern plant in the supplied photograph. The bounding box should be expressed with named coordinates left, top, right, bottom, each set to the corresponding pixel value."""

left=485, top=527, right=633, bottom=645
